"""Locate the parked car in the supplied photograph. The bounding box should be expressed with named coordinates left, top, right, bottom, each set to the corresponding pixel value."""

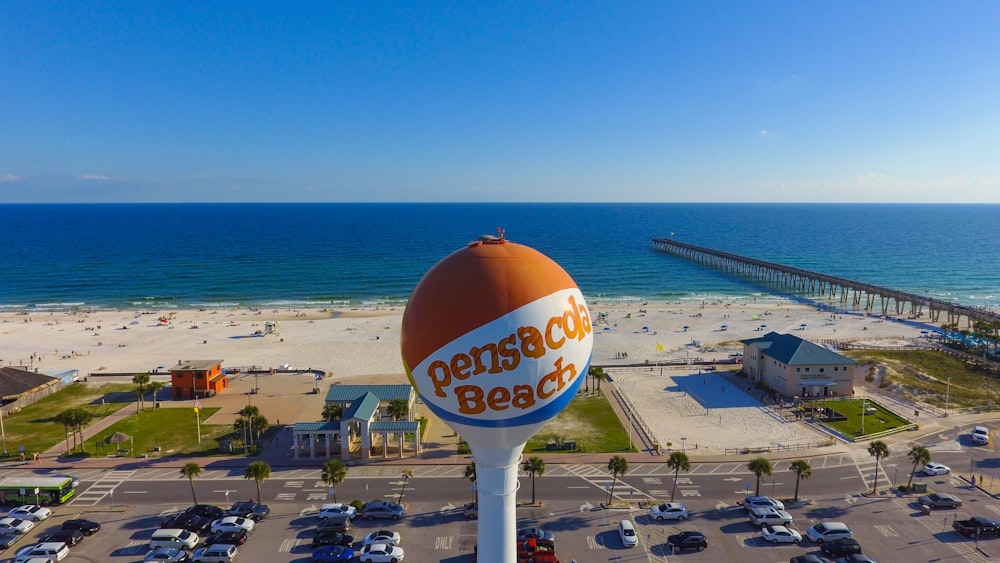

left=12, top=541, right=70, bottom=562
left=741, top=496, right=785, bottom=512
left=820, top=538, right=863, bottom=557
left=0, top=532, right=23, bottom=550
left=790, top=555, right=832, bottom=563
left=209, top=516, right=255, bottom=534
left=0, top=518, right=34, bottom=535
left=749, top=507, right=793, bottom=527
left=204, top=530, right=248, bottom=546
left=516, top=527, right=554, bottom=542
left=761, top=525, right=801, bottom=544
left=311, top=531, right=353, bottom=548
left=918, top=492, right=962, bottom=509
left=666, top=531, right=708, bottom=551
left=462, top=502, right=478, bottom=519
left=7, top=506, right=52, bottom=522
left=37, top=528, right=84, bottom=547
left=972, top=426, right=990, bottom=445
left=318, top=504, right=357, bottom=520
left=161, top=513, right=212, bottom=534
left=806, top=522, right=853, bottom=543
left=316, top=515, right=351, bottom=534
left=311, top=544, right=354, bottom=562
left=144, top=547, right=191, bottom=562
left=362, top=530, right=401, bottom=546
left=922, top=462, right=951, bottom=476
left=227, top=501, right=269, bottom=521
left=357, top=543, right=404, bottom=563
left=648, top=502, right=688, bottom=521
left=61, top=519, right=101, bottom=536
left=186, top=505, right=225, bottom=521
left=618, top=519, right=638, bottom=548
left=834, top=555, right=878, bottom=563
left=51, top=474, right=81, bottom=488
left=191, top=543, right=237, bottom=563
left=361, top=501, right=405, bottom=521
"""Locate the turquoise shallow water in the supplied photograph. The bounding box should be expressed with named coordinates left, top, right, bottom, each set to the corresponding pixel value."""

left=0, top=203, right=997, bottom=311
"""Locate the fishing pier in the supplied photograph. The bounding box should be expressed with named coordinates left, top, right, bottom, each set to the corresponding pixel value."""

left=651, top=238, right=999, bottom=329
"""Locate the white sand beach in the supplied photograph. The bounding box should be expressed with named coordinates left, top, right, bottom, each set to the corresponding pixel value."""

left=0, top=297, right=932, bottom=454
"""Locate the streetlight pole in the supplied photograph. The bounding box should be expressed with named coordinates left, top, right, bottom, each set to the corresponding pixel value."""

left=0, top=407, right=7, bottom=457
left=946, top=378, right=951, bottom=416
left=861, top=399, right=866, bottom=434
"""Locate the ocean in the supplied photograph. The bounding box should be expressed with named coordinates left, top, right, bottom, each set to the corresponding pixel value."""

left=1, top=203, right=997, bottom=311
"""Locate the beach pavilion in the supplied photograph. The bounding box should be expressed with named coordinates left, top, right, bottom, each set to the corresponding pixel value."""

left=740, top=332, right=858, bottom=399
left=291, top=384, right=420, bottom=461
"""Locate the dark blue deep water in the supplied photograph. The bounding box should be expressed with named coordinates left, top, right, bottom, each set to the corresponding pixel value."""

left=1, top=203, right=997, bottom=311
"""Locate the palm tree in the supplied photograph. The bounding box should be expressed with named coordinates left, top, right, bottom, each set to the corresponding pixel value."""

left=397, top=468, right=414, bottom=505
left=322, top=404, right=343, bottom=422
left=589, top=366, right=604, bottom=394
left=321, top=459, right=348, bottom=503
left=245, top=461, right=271, bottom=502
left=463, top=462, right=478, bottom=503
left=70, top=409, right=93, bottom=453
left=607, top=456, right=629, bottom=504
left=666, top=452, right=691, bottom=502
left=522, top=457, right=545, bottom=505
left=149, top=381, right=165, bottom=405
left=180, top=462, right=202, bottom=505
left=790, top=460, right=812, bottom=502
left=54, top=410, right=76, bottom=453
left=748, top=457, right=773, bottom=496
left=133, top=373, right=150, bottom=411
left=868, top=440, right=889, bottom=494
left=906, top=445, right=931, bottom=490
left=387, top=398, right=409, bottom=421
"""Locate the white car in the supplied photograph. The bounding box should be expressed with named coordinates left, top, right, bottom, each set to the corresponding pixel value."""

left=922, top=462, right=951, bottom=476
left=648, top=502, right=688, bottom=521
left=6, top=506, right=52, bottom=522
left=761, top=525, right=802, bottom=544
left=972, top=426, right=990, bottom=445
left=209, top=516, right=254, bottom=534
left=319, top=503, right=358, bottom=520
left=362, top=530, right=401, bottom=546
left=0, top=518, right=34, bottom=535
left=742, top=496, right=785, bottom=512
left=358, top=543, right=405, bottom=562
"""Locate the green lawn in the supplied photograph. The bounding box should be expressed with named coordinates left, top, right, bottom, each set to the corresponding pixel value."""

left=2, top=383, right=134, bottom=458
left=94, top=407, right=232, bottom=457
left=524, top=390, right=635, bottom=453
left=818, top=398, right=913, bottom=439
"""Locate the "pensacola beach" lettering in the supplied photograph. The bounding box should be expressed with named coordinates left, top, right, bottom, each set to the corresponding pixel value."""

left=424, top=295, right=592, bottom=415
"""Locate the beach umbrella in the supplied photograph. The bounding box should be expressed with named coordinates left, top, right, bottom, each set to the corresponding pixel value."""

left=642, top=326, right=649, bottom=332
left=682, top=325, right=689, bottom=331
left=760, top=324, right=767, bottom=329
left=106, top=432, right=132, bottom=445
left=800, top=323, right=807, bottom=329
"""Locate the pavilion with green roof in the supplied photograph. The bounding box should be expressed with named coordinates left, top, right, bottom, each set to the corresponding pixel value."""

left=740, top=331, right=858, bottom=399
left=291, top=383, right=419, bottom=461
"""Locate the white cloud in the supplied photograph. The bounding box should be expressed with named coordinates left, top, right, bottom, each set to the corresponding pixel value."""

left=758, top=129, right=771, bottom=136
left=76, top=174, right=109, bottom=181
left=0, top=173, right=22, bottom=182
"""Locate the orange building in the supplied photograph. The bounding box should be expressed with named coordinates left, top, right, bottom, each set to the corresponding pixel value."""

left=170, top=359, right=228, bottom=400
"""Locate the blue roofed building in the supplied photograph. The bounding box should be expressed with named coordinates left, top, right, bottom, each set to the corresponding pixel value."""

left=292, top=384, right=419, bottom=462
left=740, top=332, right=858, bottom=399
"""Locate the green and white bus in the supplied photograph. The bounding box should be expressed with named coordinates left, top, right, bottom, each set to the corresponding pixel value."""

left=0, top=476, right=76, bottom=505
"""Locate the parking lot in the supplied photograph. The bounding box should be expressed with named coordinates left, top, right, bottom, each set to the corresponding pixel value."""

left=1, top=486, right=994, bottom=563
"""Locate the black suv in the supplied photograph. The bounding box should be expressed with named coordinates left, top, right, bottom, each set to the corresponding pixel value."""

left=820, top=538, right=863, bottom=557
left=228, top=501, right=270, bottom=521
left=160, top=512, right=212, bottom=533
left=186, top=504, right=225, bottom=521
left=61, top=519, right=101, bottom=535
left=667, top=531, right=708, bottom=551
left=312, top=530, right=354, bottom=548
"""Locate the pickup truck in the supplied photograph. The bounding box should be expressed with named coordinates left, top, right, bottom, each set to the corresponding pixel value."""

left=953, top=517, right=1000, bottom=537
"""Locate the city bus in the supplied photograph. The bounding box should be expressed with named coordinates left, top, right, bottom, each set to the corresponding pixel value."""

left=0, top=476, right=75, bottom=505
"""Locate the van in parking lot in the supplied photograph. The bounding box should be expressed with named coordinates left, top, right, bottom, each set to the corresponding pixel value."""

left=806, top=521, right=853, bottom=543
left=618, top=519, right=638, bottom=548
left=13, top=542, right=69, bottom=562
left=748, top=507, right=793, bottom=527
left=150, top=528, right=200, bottom=550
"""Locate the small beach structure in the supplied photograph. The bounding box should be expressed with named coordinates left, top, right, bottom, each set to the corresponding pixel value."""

left=292, top=384, right=419, bottom=462
left=740, top=332, right=857, bottom=398
left=169, top=359, right=229, bottom=400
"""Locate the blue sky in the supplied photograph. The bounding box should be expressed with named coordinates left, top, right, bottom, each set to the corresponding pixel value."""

left=2, top=1, right=998, bottom=203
